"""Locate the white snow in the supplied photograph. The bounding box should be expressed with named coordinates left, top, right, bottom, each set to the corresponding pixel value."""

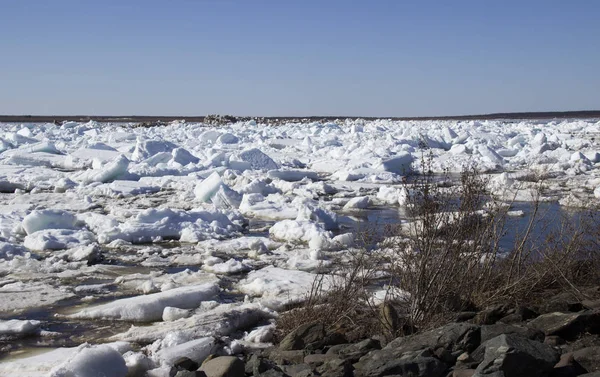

left=69, top=282, right=219, bottom=321
left=0, top=319, right=41, bottom=337
left=238, top=266, right=329, bottom=309
left=0, top=117, right=599, bottom=368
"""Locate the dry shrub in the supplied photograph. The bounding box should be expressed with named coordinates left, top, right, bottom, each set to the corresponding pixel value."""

left=275, top=246, right=388, bottom=342
left=276, top=155, right=600, bottom=340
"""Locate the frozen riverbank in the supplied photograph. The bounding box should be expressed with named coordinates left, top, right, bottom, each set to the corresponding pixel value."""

left=0, top=118, right=599, bottom=376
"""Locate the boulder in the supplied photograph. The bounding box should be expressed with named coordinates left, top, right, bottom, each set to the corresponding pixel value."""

left=472, top=334, right=559, bottom=377
left=174, top=356, right=200, bottom=371
left=268, top=350, right=306, bottom=365
left=175, top=371, right=208, bottom=377
left=199, top=356, right=245, bottom=377
left=553, top=353, right=588, bottom=377
left=278, top=322, right=326, bottom=351
left=573, top=347, right=600, bottom=373
left=384, top=322, right=481, bottom=355
left=326, top=338, right=381, bottom=362
left=480, top=324, right=544, bottom=343
left=316, top=358, right=353, bottom=377
left=527, top=310, right=600, bottom=340
left=498, top=306, right=538, bottom=324
left=473, top=305, right=510, bottom=325
left=354, top=349, right=447, bottom=377
left=536, top=292, right=584, bottom=314
left=455, top=312, right=477, bottom=323
left=244, top=354, right=275, bottom=376
left=257, top=369, right=290, bottom=377
left=543, top=335, right=566, bottom=346
left=279, top=363, right=313, bottom=376
left=452, top=370, right=476, bottom=377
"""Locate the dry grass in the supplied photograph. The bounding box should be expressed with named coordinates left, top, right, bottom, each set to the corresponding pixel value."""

left=276, top=155, right=600, bottom=340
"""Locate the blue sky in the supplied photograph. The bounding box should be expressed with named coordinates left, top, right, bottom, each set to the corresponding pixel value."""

left=1, top=0, right=599, bottom=116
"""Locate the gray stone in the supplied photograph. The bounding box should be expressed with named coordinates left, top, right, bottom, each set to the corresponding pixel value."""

left=291, top=370, right=318, bottom=377
left=455, top=312, right=478, bottom=322
left=198, top=356, right=245, bottom=377
left=174, top=356, right=200, bottom=371
left=175, top=371, right=208, bottom=377
left=303, top=353, right=334, bottom=366
left=268, top=350, right=306, bottom=365
left=543, top=335, right=565, bottom=346
left=316, top=358, right=353, bottom=377
left=473, top=305, right=509, bottom=325
left=536, top=292, right=583, bottom=314
left=379, top=302, right=399, bottom=333
left=527, top=310, right=600, bottom=340
left=279, top=322, right=326, bottom=351
left=498, top=306, right=538, bottom=324
left=579, top=373, right=600, bottom=377
left=573, top=347, right=600, bottom=373
left=564, top=334, right=600, bottom=352
left=480, top=324, right=544, bottom=343
left=354, top=352, right=447, bottom=377
left=258, top=370, right=291, bottom=377
left=472, top=334, right=559, bottom=377
left=326, top=338, right=381, bottom=362
left=385, top=322, right=480, bottom=355
left=245, top=354, right=274, bottom=376
left=279, top=363, right=313, bottom=376
left=582, top=299, right=600, bottom=310
left=452, top=370, right=476, bottom=377
left=552, top=352, right=588, bottom=377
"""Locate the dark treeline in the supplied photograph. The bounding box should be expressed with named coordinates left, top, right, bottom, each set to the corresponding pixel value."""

left=1, top=110, right=599, bottom=123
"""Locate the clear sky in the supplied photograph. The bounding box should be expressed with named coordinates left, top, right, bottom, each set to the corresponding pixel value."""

left=1, top=0, right=599, bottom=117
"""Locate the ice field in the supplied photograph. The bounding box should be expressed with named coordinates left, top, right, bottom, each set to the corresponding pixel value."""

left=0, top=118, right=599, bottom=376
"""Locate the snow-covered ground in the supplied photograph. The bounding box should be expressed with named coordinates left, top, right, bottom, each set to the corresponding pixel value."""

left=0, top=118, right=599, bottom=376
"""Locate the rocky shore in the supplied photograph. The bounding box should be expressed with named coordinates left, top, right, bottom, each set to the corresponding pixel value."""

left=167, top=290, right=600, bottom=377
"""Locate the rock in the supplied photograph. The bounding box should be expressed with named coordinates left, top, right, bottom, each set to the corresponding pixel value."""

left=527, top=310, right=600, bottom=340
left=452, top=370, right=476, bottom=377
left=498, top=306, right=538, bottom=324
left=564, top=334, right=600, bottom=352
left=579, top=374, right=600, bottom=377
left=175, top=371, right=208, bottom=377
left=434, top=347, right=455, bottom=365
left=473, top=305, right=509, bottom=325
left=573, top=347, right=600, bottom=373
left=257, top=370, right=291, bottom=377
left=245, top=354, right=274, bottom=376
left=536, top=292, right=584, bottom=314
left=268, top=350, right=306, bottom=365
left=326, top=338, right=381, bottom=362
left=582, top=299, right=600, bottom=310
left=544, top=335, right=566, bottom=346
left=292, top=370, right=318, bottom=377
left=353, top=324, right=476, bottom=377
left=455, top=312, right=477, bottom=322
left=354, top=350, right=447, bottom=377
left=303, top=353, right=334, bottom=366
left=552, top=352, right=588, bottom=377
left=480, top=324, right=544, bottom=343
left=199, top=356, right=245, bottom=377
left=316, top=358, right=353, bottom=377
left=472, top=334, right=559, bottom=377
left=278, top=322, right=326, bottom=351
left=279, top=363, right=313, bottom=376
left=384, top=322, right=480, bottom=355
left=174, top=356, right=200, bottom=371
left=379, top=302, right=399, bottom=334
left=455, top=352, right=479, bottom=369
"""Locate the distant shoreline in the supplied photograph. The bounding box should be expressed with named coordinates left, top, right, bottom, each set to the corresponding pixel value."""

left=1, top=110, right=599, bottom=123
